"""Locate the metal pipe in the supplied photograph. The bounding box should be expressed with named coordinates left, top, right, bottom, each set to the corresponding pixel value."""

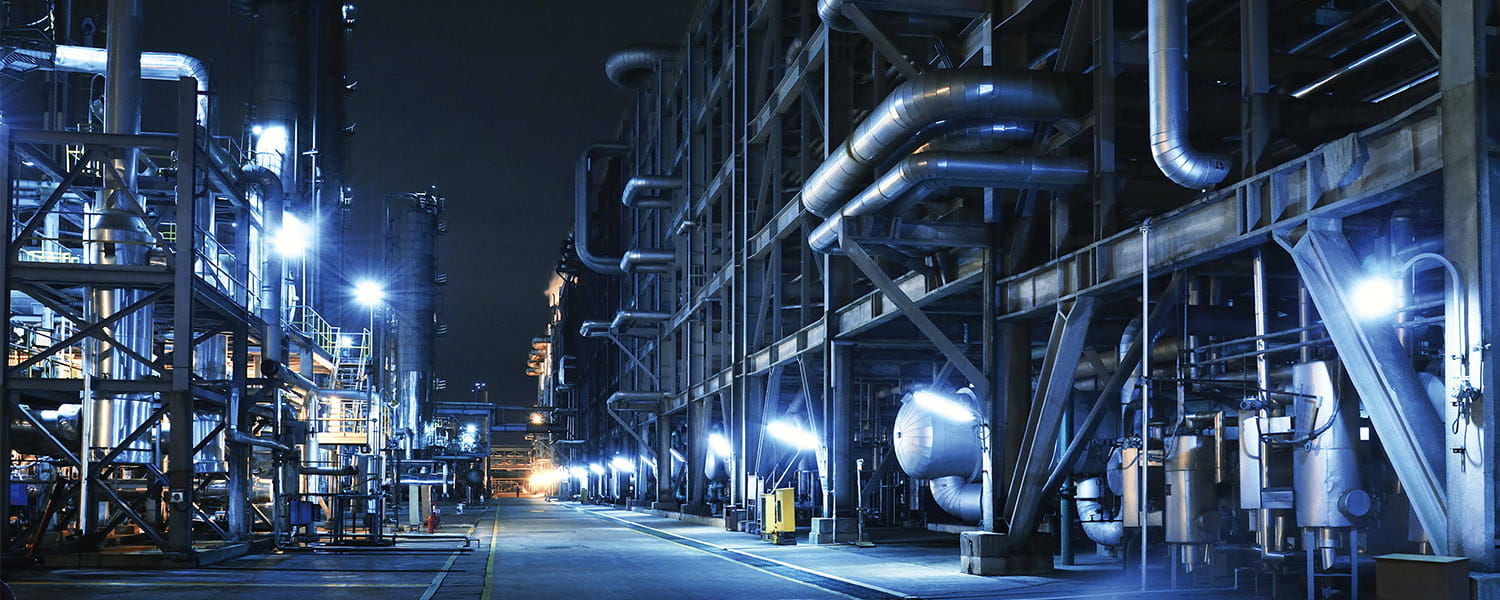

left=928, top=475, right=983, bottom=522
left=800, top=68, right=1085, bottom=218
left=1146, top=0, right=1229, bottom=189
left=609, top=311, right=672, bottom=332
left=298, top=465, right=356, bottom=476
left=604, top=45, right=676, bottom=89
left=816, top=0, right=987, bottom=33
left=242, top=165, right=285, bottom=361
left=1075, top=477, right=1125, bottom=547
left=1291, top=33, right=1419, bottom=99
left=226, top=429, right=292, bottom=453
left=809, top=152, right=1089, bottom=253
left=574, top=142, right=630, bottom=274
left=622, top=175, right=681, bottom=209
left=579, top=321, right=612, bottom=337
left=619, top=249, right=674, bottom=274
left=52, top=45, right=208, bottom=124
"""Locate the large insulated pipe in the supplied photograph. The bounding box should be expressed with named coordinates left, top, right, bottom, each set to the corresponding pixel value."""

left=1147, top=0, right=1229, bottom=189
left=52, top=45, right=208, bottom=125
left=575, top=142, right=630, bottom=274
left=610, top=311, right=672, bottom=333
left=816, top=0, right=987, bottom=33
left=809, top=152, right=1089, bottom=253
left=1075, top=477, right=1125, bottom=547
left=800, top=68, right=1084, bottom=218
left=929, top=476, right=983, bottom=522
left=622, top=176, right=681, bottom=209
left=242, top=165, right=285, bottom=360
left=620, top=249, right=674, bottom=274
left=605, top=45, right=676, bottom=89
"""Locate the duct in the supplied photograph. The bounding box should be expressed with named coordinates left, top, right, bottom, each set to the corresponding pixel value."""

left=928, top=476, right=982, bottom=522
left=892, top=397, right=981, bottom=480
left=622, top=176, right=681, bottom=209
left=51, top=45, right=209, bottom=125
left=261, top=358, right=317, bottom=397
left=579, top=321, right=612, bottom=337
left=913, top=122, right=1037, bottom=153
left=619, top=249, right=674, bottom=274
left=1146, top=0, right=1230, bottom=189
left=605, top=45, right=676, bottom=89
left=574, top=142, right=630, bottom=274
left=1075, top=477, right=1124, bottom=547
left=800, top=68, right=1084, bottom=218
left=608, top=391, right=669, bottom=412
left=809, top=152, right=1089, bottom=253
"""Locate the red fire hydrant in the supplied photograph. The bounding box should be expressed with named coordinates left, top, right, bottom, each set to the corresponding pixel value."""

left=425, top=504, right=442, bottom=534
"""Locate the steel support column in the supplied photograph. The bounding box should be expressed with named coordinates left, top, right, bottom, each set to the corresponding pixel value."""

left=1004, top=296, right=1096, bottom=537
left=1439, top=0, right=1498, bottom=567
left=166, top=77, right=198, bottom=555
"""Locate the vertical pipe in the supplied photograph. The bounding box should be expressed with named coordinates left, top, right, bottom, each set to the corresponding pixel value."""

left=1138, top=221, right=1151, bottom=589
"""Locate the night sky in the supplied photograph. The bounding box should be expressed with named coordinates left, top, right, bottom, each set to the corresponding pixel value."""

left=344, top=1, right=696, bottom=409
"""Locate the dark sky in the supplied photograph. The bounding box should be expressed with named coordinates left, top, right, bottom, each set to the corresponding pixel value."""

left=345, top=1, right=695, bottom=407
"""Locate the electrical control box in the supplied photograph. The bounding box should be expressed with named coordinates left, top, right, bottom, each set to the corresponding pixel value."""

left=761, top=488, right=796, bottom=545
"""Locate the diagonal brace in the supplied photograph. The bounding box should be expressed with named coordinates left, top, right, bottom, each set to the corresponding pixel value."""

left=842, top=236, right=988, bottom=398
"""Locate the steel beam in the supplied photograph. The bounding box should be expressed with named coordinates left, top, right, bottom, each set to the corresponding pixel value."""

left=166, top=77, right=196, bottom=555
left=1278, top=225, right=1448, bottom=553
left=842, top=236, right=987, bottom=396
left=1003, top=296, right=1096, bottom=538
left=1002, top=107, right=1442, bottom=319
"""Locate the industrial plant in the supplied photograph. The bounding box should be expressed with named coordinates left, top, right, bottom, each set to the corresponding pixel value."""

left=5, top=0, right=1500, bottom=599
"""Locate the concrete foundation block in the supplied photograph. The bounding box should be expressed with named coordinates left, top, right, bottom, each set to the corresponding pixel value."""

left=958, top=531, right=1055, bottom=576
left=809, top=517, right=857, bottom=544
left=1473, top=573, right=1500, bottom=600
left=651, top=501, right=679, bottom=511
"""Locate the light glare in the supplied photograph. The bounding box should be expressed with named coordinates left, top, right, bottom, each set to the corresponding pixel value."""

left=669, top=448, right=685, bottom=462
left=610, top=456, right=634, bottom=472
left=708, top=433, right=733, bottom=458
left=353, top=280, right=386, bottom=307
left=588, top=463, right=605, bottom=475
left=912, top=390, right=977, bottom=423
left=766, top=420, right=818, bottom=450
left=1350, top=276, right=1399, bottom=319
left=273, top=213, right=313, bottom=258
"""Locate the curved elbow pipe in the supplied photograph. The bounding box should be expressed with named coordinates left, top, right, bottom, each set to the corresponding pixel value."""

left=226, top=429, right=292, bottom=453
left=817, top=0, right=860, bottom=32
left=605, top=45, right=677, bottom=89
left=260, top=358, right=318, bottom=399
left=1075, top=477, right=1125, bottom=547
left=580, top=321, right=612, bottom=337
left=800, top=68, right=1085, bottom=218
left=622, top=176, right=681, bottom=209
left=575, top=143, right=630, bottom=274
left=810, top=152, right=1090, bottom=253
left=929, top=476, right=983, bottom=522
left=610, top=311, right=672, bottom=332
left=619, top=249, right=675, bottom=274
left=1147, top=0, right=1229, bottom=189
left=53, top=45, right=209, bottom=125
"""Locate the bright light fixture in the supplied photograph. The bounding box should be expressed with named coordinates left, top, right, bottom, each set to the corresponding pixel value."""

left=353, top=280, right=386, bottom=307
left=766, top=420, right=818, bottom=451
left=1350, top=276, right=1400, bottom=319
left=569, top=466, right=588, bottom=482
left=272, top=212, right=313, bottom=258
left=669, top=448, right=685, bottom=463
left=465, top=424, right=477, bottom=434
left=707, top=433, right=732, bottom=458
left=254, top=124, right=290, bottom=173
left=588, top=463, right=605, bottom=475
left=912, top=390, right=977, bottom=423
left=610, top=456, right=634, bottom=472
left=530, top=413, right=545, bottom=425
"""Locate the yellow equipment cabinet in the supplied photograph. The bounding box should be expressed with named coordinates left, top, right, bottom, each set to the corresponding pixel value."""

left=760, top=488, right=796, bottom=545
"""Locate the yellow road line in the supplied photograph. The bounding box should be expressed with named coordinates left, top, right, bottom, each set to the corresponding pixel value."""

left=479, top=504, right=502, bottom=600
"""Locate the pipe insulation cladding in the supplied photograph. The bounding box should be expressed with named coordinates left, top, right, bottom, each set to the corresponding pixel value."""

left=799, top=68, right=1086, bottom=219
left=605, top=45, right=676, bottom=89
left=1146, top=0, right=1230, bottom=189
left=892, top=394, right=984, bottom=521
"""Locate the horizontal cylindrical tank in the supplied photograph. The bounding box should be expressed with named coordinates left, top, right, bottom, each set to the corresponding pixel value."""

left=892, top=399, right=981, bottom=480
left=1164, top=435, right=1218, bottom=544
left=1291, top=361, right=1366, bottom=529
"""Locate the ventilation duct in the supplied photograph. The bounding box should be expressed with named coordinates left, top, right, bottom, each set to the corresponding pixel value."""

left=799, top=68, right=1084, bottom=218
left=1075, top=477, right=1125, bottom=547
left=610, top=311, right=672, bottom=333
left=574, top=142, right=630, bottom=274
left=605, top=45, right=676, bottom=89
left=809, top=152, right=1089, bottom=253
left=1146, top=0, right=1229, bottom=189
left=620, top=249, right=674, bottom=274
